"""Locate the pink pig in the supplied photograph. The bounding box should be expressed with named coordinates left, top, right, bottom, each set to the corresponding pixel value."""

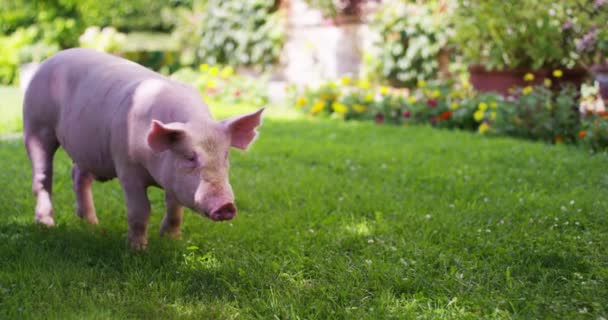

left=23, top=48, right=264, bottom=249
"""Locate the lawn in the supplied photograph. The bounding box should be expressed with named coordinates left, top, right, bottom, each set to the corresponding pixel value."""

left=1, top=94, right=607, bottom=319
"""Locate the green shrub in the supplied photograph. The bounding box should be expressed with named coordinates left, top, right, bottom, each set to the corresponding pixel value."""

left=453, top=0, right=577, bottom=70
left=0, top=0, right=180, bottom=37
left=579, top=114, right=608, bottom=152
left=494, top=84, right=580, bottom=144
left=197, top=0, right=285, bottom=69
left=0, top=27, right=58, bottom=85
left=369, top=1, right=453, bottom=86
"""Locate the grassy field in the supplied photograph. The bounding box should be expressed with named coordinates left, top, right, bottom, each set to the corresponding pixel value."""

left=0, top=98, right=607, bottom=319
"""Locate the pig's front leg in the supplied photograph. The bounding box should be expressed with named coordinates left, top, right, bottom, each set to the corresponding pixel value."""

left=120, top=176, right=151, bottom=250
left=160, top=192, right=183, bottom=239
left=72, top=165, right=99, bottom=224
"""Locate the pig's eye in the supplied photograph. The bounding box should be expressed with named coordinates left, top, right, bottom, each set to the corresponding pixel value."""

left=184, top=153, right=199, bottom=167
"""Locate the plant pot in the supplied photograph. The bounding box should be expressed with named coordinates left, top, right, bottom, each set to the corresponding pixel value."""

left=591, top=64, right=608, bottom=100
left=468, top=65, right=547, bottom=96
left=469, top=65, right=590, bottom=96
left=549, top=67, right=589, bottom=91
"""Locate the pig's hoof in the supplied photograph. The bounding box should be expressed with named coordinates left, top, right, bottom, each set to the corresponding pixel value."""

left=160, top=228, right=182, bottom=240
left=77, top=212, right=99, bottom=225
left=35, top=215, right=55, bottom=227
left=128, top=238, right=148, bottom=251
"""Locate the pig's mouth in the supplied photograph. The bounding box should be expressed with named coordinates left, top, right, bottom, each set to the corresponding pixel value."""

left=204, top=202, right=237, bottom=221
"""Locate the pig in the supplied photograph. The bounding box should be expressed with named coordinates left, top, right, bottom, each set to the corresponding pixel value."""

left=23, top=48, right=264, bottom=249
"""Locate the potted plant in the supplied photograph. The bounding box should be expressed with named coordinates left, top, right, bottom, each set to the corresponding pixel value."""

left=453, top=0, right=585, bottom=95
left=573, top=0, right=608, bottom=100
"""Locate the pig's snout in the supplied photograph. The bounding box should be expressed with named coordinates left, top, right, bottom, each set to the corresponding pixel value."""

left=208, top=202, right=237, bottom=221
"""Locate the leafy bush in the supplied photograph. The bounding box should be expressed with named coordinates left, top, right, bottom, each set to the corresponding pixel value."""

left=453, top=0, right=577, bottom=69
left=171, top=64, right=269, bottom=106
left=0, top=0, right=178, bottom=35
left=197, top=0, right=285, bottom=69
left=78, top=27, right=126, bottom=54
left=493, top=83, right=580, bottom=144
left=579, top=114, right=608, bottom=152
left=0, top=27, right=59, bottom=85
left=370, top=1, right=453, bottom=86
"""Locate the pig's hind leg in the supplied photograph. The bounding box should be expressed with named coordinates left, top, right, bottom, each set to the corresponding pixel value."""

left=71, top=165, right=99, bottom=224
left=24, top=131, right=59, bottom=226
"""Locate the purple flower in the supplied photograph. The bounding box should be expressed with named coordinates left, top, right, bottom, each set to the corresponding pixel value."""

left=576, top=28, right=598, bottom=52
left=595, top=0, right=607, bottom=9
left=562, top=20, right=573, bottom=31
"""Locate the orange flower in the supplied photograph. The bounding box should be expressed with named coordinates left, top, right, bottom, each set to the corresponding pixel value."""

left=439, top=110, right=452, bottom=120
left=578, top=130, right=587, bottom=139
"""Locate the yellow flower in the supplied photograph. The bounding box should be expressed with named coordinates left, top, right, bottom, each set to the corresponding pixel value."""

left=524, top=73, right=534, bottom=82
left=353, top=104, right=367, bottom=113
left=328, top=81, right=337, bottom=89
left=209, top=66, right=219, bottom=76
left=206, top=80, right=215, bottom=88
left=358, top=79, right=370, bottom=89
left=450, top=102, right=460, bottom=110
left=478, top=122, right=490, bottom=134
left=462, top=81, right=471, bottom=90
left=320, top=93, right=330, bottom=100
left=490, top=111, right=497, bottom=120
left=341, top=76, right=351, bottom=86
left=478, top=102, right=488, bottom=111
left=408, top=96, right=417, bottom=104
left=380, top=86, right=390, bottom=95
left=474, top=110, right=485, bottom=122
left=296, top=97, right=307, bottom=107
left=364, top=93, right=375, bottom=102
left=450, top=90, right=463, bottom=99
left=311, top=100, right=326, bottom=113
left=332, top=102, right=348, bottom=115
left=522, top=86, right=533, bottom=95
left=417, top=79, right=426, bottom=88
left=490, top=102, right=498, bottom=109
left=544, top=78, right=552, bottom=87
left=431, top=89, right=441, bottom=98
left=199, top=63, right=209, bottom=72
left=553, top=69, right=563, bottom=78
left=220, top=66, right=234, bottom=78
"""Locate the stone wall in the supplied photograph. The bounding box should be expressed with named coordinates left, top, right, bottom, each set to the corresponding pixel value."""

left=281, top=0, right=379, bottom=86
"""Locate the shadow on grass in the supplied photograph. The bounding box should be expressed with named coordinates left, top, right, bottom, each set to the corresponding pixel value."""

left=0, top=221, right=241, bottom=318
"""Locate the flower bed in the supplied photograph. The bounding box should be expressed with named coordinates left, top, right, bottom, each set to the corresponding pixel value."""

left=170, top=64, right=270, bottom=107
left=290, top=73, right=608, bottom=151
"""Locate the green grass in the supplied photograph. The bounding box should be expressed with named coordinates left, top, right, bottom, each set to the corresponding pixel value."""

left=0, top=85, right=23, bottom=134
left=1, top=102, right=607, bottom=319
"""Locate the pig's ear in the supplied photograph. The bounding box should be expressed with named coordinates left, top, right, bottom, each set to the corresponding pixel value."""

left=221, top=108, right=265, bottom=150
left=147, top=120, right=186, bottom=153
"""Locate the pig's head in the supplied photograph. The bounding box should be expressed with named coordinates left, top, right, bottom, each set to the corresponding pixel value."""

left=146, top=108, right=264, bottom=221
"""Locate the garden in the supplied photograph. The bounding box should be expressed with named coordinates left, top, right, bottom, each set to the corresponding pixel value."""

left=1, top=0, right=608, bottom=319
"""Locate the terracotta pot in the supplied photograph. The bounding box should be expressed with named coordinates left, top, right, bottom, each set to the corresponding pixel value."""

left=550, top=67, right=588, bottom=92
left=469, top=65, right=589, bottom=96
left=469, top=65, right=547, bottom=96
left=591, top=64, right=608, bottom=100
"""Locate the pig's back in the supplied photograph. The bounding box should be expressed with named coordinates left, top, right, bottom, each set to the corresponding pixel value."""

left=30, top=49, right=180, bottom=179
